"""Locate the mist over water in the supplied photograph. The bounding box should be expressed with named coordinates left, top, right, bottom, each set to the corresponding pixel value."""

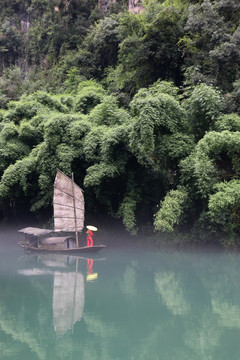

left=0, top=224, right=239, bottom=360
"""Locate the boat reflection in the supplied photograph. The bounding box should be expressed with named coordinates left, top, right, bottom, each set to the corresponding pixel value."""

left=18, top=254, right=104, bottom=336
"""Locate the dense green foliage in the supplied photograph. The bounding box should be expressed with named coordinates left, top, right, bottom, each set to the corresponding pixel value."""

left=154, top=187, right=188, bottom=232
left=1, top=0, right=240, bottom=245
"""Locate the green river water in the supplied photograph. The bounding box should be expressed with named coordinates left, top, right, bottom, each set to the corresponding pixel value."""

left=0, top=226, right=239, bottom=360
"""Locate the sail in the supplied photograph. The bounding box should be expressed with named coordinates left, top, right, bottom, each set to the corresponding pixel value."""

left=53, top=170, right=84, bottom=232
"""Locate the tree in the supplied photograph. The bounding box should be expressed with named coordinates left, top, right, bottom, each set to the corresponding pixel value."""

left=183, top=84, right=224, bottom=140
left=129, top=80, right=193, bottom=177
left=208, top=180, right=240, bottom=238
left=154, top=187, right=188, bottom=232
left=181, top=0, right=240, bottom=91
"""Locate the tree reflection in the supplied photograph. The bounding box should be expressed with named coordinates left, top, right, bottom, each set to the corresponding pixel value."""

left=120, top=261, right=138, bottom=296
left=0, top=302, right=46, bottom=359
left=211, top=297, right=240, bottom=329
left=154, top=271, right=190, bottom=315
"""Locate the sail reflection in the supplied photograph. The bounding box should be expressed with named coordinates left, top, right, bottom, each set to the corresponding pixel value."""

left=53, top=271, right=84, bottom=336
left=18, top=254, right=100, bottom=336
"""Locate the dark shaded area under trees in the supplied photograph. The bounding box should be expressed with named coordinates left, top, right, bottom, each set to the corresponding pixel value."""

left=0, top=0, right=240, bottom=246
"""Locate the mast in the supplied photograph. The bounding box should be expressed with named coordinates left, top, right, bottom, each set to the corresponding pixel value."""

left=72, top=172, right=79, bottom=247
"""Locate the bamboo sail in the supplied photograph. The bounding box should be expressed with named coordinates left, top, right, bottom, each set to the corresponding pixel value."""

left=53, top=170, right=84, bottom=235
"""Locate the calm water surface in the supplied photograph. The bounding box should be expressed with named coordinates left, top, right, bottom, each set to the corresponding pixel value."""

left=0, top=226, right=239, bottom=360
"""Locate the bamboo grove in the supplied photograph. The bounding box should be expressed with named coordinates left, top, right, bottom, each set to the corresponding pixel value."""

left=0, top=0, right=240, bottom=245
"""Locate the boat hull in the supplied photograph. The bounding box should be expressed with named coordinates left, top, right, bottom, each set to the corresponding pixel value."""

left=22, top=245, right=106, bottom=254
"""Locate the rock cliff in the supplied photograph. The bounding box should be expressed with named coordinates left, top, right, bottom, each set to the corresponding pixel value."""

left=98, top=0, right=144, bottom=13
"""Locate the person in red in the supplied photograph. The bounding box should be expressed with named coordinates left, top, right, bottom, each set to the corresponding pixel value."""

left=86, top=229, right=93, bottom=247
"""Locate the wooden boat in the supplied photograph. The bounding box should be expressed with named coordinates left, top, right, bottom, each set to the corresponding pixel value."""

left=18, top=170, right=106, bottom=254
